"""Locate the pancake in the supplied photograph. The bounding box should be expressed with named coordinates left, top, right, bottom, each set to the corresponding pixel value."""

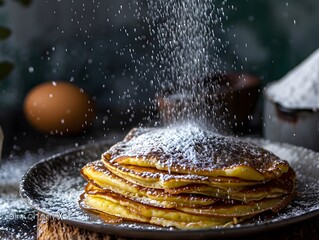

left=79, top=191, right=242, bottom=229
left=81, top=187, right=294, bottom=219
left=83, top=160, right=295, bottom=204
left=102, top=157, right=264, bottom=189
left=164, top=167, right=296, bottom=202
left=177, top=192, right=295, bottom=217
left=104, top=124, right=289, bottom=181
left=81, top=161, right=217, bottom=208
left=79, top=123, right=296, bottom=229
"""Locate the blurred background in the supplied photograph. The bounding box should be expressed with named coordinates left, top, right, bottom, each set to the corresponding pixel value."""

left=1, top=0, right=319, bottom=157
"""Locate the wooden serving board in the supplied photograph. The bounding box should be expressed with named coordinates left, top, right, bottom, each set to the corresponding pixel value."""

left=37, top=213, right=116, bottom=240
left=37, top=212, right=319, bottom=240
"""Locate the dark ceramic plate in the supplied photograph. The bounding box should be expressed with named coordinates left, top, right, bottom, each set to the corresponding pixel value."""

left=20, top=139, right=319, bottom=239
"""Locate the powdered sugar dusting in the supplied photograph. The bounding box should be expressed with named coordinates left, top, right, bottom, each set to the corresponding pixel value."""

left=20, top=143, right=110, bottom=225
left=107, top=124, right=287, bottom=175
left=251, top=138, right=319, bottom=215
left=0, top=152, right=46, bottom=240
left=267, top=48, right=319, bottom=110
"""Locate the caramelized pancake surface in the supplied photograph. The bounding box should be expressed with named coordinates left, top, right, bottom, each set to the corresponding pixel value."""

left=104, top=124, right=289, bottom=181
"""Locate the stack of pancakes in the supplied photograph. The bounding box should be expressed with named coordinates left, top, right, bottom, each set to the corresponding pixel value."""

left=79, top=124, right=296, bottom=229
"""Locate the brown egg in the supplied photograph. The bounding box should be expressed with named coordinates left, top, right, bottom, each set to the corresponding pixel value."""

left=24, top=81, right=95, bottom=135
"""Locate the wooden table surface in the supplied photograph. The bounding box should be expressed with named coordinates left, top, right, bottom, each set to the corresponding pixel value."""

left=37, top=212, right=319, bottom=240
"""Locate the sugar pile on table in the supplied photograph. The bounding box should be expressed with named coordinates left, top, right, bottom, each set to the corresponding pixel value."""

left=267, top=48, right=319, bottom=110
